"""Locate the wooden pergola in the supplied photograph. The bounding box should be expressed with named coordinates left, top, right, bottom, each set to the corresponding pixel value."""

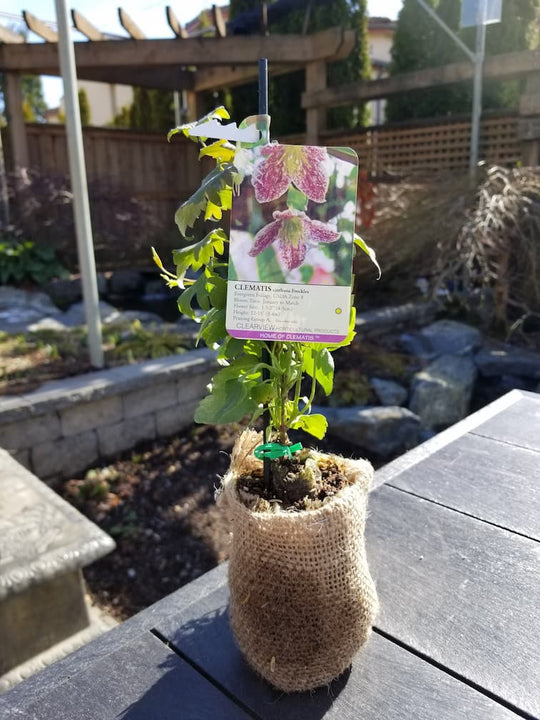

left=0, top=6, right=355, bottom=171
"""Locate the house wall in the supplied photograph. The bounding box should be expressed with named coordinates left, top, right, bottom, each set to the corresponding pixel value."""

left=61, top=81, right=134, bottom=127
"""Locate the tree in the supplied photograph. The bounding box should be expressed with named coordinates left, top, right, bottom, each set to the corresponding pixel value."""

left=0, top=74, right=47, bottom=124
left=78, top=89, right=91, bottom=126
left=228, top=0, right=261, bottom=124
left=386, top=0, right=539, bottom=122
left=228, top=0, right=371, bottom=135
left=116, top=88, right=175, bottom=132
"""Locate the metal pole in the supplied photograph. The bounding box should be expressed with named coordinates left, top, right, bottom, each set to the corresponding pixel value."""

left=470, top=0, right=487, bottom=181
left=258, top=58, right=272, bottom=479
left=54, top=0, right=103, bottom=367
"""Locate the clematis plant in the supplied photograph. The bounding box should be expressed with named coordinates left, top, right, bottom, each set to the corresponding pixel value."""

left=153, top=108, right=379, bottom=445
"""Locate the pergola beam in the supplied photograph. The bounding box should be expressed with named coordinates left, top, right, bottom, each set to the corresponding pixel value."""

left=194, top=63, right=303, bottom=92
left=302, top=48, right=540, bottom=109
left=117, top=8, right=146, bottom=40
left=0, top=27, right=354, bottom=72
left=0, top=25, right=25, bottom=44
left=22, top=10, right=58, bottom=42
left=71, top=10, right=105, bottom=41
left=79, top=66, right=195, bottom=91
left=166, top=6, right=187, bottom=38
left=212, top=5, right=227, bottom=38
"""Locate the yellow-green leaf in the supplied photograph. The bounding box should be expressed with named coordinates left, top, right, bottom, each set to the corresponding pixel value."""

left=354, top=234, right=381, bottom=278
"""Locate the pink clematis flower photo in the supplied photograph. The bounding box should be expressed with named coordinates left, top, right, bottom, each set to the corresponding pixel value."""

left=249, top=208, right=340, bottom=271
left=251, top=144, right=330, bottom=204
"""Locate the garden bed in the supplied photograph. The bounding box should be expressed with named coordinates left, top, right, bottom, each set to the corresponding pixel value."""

left=60, top=422, right=363, bottom=621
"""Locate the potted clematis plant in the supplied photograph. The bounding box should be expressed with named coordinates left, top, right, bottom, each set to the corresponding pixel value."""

left=153, top=107, right=381, bottom=693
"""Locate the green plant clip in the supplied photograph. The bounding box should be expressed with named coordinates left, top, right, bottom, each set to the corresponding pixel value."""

left=254, top=442, right=303, bottom=460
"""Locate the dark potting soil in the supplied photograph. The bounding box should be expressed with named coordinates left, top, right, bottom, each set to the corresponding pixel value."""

left=61, top=422, right=366, bottom=621
left=236, top=452, right=351, bottom=511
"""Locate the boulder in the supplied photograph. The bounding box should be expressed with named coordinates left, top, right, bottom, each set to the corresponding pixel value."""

left=370, top=377, right=408, bottom=406
left=401, top=319, right=482, bottom=360
left=475, top=344, right=540, bottom=380
left=316, top=405, right=421, bottom=458
left=108, top=270, right=144, bottom=297
left=409, top=354, right=477, bottom=430
left=44, top=275, right=107, bottom=308
left=61, top=300, right=119, bottom=327
left=0, top=286, right=62, bottom=333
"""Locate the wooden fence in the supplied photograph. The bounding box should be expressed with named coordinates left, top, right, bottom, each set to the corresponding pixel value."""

left=19, top=123, right=206, bottom=268
left=319, top=112, right=520, bottom=175
left=8, top=112, right=521, bottom=268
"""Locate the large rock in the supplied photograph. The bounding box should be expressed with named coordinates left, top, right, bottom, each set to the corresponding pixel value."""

left=401, top=319, right=482, bottom=360
left=370, top=377, right=408, bottom=406
left=61, top=300, right=120, bottom=327
left=108, top=270, right=144, bottom=297
left=409, top=354, right=477, bottom=430
left=44, top=275, right=107, bottom=308
left=316, top=405, right=421, bottom=458
left=475, top=344, right=540, bottom=379
left=0, top=286, right=62, bottom=333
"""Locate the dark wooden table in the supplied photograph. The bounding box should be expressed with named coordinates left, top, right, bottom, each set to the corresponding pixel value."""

left=1, top=389, right=539, bottom=720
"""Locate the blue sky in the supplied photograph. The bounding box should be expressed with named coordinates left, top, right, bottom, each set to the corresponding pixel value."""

left=0, top=0, right=404, bottom=107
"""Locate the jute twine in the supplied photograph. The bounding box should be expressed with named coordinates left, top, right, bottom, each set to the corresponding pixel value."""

left=217, top=430, right=379, bottom=693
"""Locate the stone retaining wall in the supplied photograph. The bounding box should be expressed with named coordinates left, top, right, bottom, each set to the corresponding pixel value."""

left=0, top=349, right=216, bottom=483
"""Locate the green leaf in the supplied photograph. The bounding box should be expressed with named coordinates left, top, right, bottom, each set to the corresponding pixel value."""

left=173, top=229, right=226, bottom=287
left=217, top=335, right=246, bottom=362
left=151, top=246, right=166, bottom=272
left=354, top=234, right=381, bottom=278
left=290, top=413, right=328, bottom=440
left=303, top=347, right=334, bottom=395
left=206, top=272, right=227, bottom=309
left=198, top=307, right=227, bottom=347
left=251, top=382, right=274, bottom=404
left=199, top=140, right=235, bottom=163
left=177, top=274, right=210, bottom=319
left=194, top=377, right=257, bottom=424
left=175, top=165, right=234, bottom=235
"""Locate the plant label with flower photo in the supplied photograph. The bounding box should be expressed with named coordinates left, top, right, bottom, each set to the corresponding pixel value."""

left=226, top=116, right=358, bottom=343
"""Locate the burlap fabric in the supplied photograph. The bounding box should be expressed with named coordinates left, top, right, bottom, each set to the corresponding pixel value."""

left=218, top=430, right=379, bottom=693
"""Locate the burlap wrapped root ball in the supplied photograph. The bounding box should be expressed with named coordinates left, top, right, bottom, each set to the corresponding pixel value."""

left=218, top=430, right=379, bottom=693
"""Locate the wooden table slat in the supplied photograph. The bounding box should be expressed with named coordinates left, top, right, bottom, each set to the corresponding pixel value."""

left=471, top=394, right=540, bottom=452
left=0, top=633, right=251, bottom=720
left=154, top=584, right=521, bottom=720
left=367, top=485, right=540, bottom=720
left=387, top=432, right=540, bottom=540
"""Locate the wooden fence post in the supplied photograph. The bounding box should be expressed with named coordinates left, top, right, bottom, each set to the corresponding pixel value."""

left=518, top=75, right=540, bottom=167
left=305, top=61, right=326, bottom=145
left=185, top=91, right=203, bottom=122
left=3, top=73, right=29, bottom=171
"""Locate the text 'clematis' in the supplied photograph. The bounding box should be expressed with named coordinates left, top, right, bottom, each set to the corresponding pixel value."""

left=249, top=208, right=340, bottom=271
left=252, top=145, right=330, bottom=204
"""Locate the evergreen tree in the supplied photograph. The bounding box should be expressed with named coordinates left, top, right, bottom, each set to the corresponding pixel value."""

left=387, top=0, right=539, bottom=122
left=0, top=74, right=47, bottom=123
left=127, top=88, right=175, bottom=132
left=229, top=0, right=371, bottom=135
left=78, top=88, right=91, bottom=126
left=228, top=0, right=261, bottom=123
